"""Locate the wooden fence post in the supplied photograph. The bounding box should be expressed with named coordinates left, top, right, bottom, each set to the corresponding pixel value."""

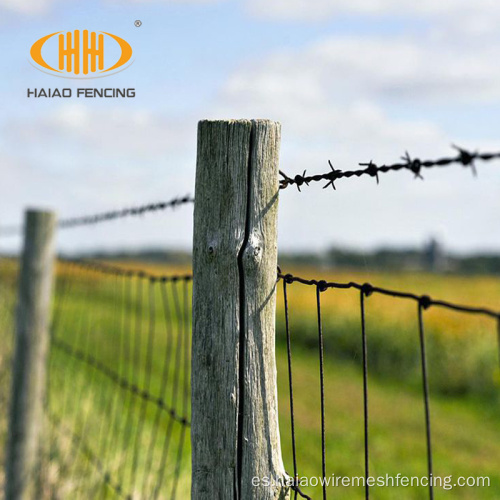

left=192, top=119, right=288, bottom=499
left=5, top=209, right=57, bottom=500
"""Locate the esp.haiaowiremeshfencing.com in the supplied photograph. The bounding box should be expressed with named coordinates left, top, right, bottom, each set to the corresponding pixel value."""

left=252, top=474, right=491, bottom=491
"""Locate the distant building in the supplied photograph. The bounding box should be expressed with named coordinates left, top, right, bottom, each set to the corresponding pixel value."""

left=422, top=238, right=447, bottom=272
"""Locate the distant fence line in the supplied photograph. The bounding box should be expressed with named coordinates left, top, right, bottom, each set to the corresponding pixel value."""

left=0, top=195, right=194, bottom=237
left=2, top=119, right=499, bottom=499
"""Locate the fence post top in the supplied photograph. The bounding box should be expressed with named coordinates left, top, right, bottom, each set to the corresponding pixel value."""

left=25, top=208, right=57, bottom=219
left=197, top=118, right=280, bottom=126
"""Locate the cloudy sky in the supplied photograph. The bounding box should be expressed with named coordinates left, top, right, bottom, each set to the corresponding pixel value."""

left=1, top=0, right=500, bottom=255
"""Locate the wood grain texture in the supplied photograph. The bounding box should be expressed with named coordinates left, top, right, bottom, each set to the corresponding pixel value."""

left=5, top=210, right=56, bottom=500
left=192, top=120, right=252, bottom=499
left=192, top=120, right=288, bottom=499
left=240, top=120, right=288, bottom=499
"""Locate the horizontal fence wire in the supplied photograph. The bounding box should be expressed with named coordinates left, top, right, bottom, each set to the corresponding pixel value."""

left=279, top=146, right=500, bottom=191
left=278, top=268, right=500, bottom=499
left=0, top=195, right=194, bottom=237
left=45, top=258, right=192, bottom=499
left=277, top=269, right=500, bottom=320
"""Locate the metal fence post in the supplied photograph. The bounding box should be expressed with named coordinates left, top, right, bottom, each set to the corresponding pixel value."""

left=192, top=119, right=288, bottom=499
left=5, top=209, right=57, bottom=500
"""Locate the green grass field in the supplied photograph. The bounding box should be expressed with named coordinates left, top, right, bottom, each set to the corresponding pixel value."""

left=1, top=259, right=499, bottom=499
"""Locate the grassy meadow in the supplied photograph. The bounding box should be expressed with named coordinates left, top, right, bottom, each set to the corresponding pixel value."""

left=1, top=258, right=499, bottom=498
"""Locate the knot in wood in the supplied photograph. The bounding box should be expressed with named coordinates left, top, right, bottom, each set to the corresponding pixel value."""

left=243, top=235, right=263, bottom=267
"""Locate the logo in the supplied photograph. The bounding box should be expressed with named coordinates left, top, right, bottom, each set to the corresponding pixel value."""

left=30, top=30, right=133, bottom=78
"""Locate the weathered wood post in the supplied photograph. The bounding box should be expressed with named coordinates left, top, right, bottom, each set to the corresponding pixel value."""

left=192, top=119, right=288, bottom=499
left=5, top=209, right=57, bottom=500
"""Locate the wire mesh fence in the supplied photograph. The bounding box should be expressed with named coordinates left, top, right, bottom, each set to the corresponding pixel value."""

left=44, top=259, right=192, bottom=499
left=276, top=269, right=500, bottom=499
left=1, top=132, right=500, bottom=499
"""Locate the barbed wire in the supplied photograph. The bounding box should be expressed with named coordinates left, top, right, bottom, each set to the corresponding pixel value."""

left=59, top=195, right=194, bottom=228
left=279, top=146, right=500, bottom=191
left=0, top=195, right=194, bottom=237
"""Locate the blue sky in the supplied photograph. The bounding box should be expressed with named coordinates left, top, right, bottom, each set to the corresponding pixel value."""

left=1, top=0, right=500, bottom=255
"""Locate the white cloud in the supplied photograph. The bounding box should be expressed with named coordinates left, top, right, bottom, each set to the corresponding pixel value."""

left=0, top=0, right=224, bottom=16
left=0, top=0, right=53, bottom=15
left=6, top=104, right=195, bottom=160
left=220, top=36, right=500, bottom=107
left=0, top=145, right=196, bottom=254
left=121, top=0, right=223, bottom=2
left=0, top=104, right=198, bottom=253
left=247, top=0, right=500, bottom=22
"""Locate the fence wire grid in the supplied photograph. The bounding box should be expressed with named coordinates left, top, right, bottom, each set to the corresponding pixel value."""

left=277, top=269, right=500, bottom=500
left=45, top=259, right=192, bottom=499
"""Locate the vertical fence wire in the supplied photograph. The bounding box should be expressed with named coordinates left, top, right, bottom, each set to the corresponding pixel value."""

left=152, top=277, right=189, bottom=500
left=130, top=277, right=156, bottom=493
left=124, top=275, right=144, bottom=489
left=360, top=290, right=370, bottom=500
left=283, top=279, right=298, bottom=499
left=171, top=278, right=191, bottom=500
left=417, top=301, right=434, bottom=500
left=102, top=273, right=126, bottom=477
left=315, top=284, right=327, bottom=500
left=169, top=278, right=187, bottom=500
left=140, top=278, right=174, bottom=497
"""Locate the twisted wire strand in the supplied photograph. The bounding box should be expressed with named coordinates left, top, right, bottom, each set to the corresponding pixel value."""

left=279, top=147, right=500, bottom=191
left=0, top=195, right=194, bottom=237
